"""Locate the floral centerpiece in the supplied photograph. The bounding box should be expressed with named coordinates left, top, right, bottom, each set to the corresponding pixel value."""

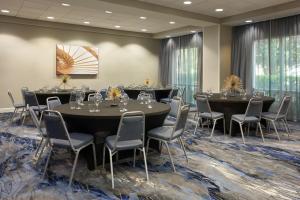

left=223, top=75, right=243, bottom=95
left=107, top=87, right=122, bottom=106
left=59, top=75, right=70, bottom=89
left=144, top=78, right=150, bottom=87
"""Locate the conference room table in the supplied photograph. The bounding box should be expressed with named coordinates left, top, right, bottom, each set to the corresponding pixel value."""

left=55, top=100, right=170, bottom=170
left=124, top=88, right=172, bottom=101
left=35, top=89, right=96, bottom=105
left=194, top=93, right=275, bottom=135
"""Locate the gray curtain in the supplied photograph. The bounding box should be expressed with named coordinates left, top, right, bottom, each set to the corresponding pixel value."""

left=159, top=33, right=203, bottom=104
left=232, top=15, right=300, bottom=121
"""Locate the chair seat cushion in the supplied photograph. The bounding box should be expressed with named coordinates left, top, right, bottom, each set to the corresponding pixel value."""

left=15, top=103, right=25, bottom=108
left=160, top=98, right=171, bottom=103
left=232, top=114, right=259, bottom=122
left=199, top=112, right=224, bottom=119
left=148, top=126, right=182, bottom=140
left=105, top=135, right=143, bottom=151
left=31, top=105, right=47, bottom=111
left=51, top=132, right=94, bottom=149
left=261, top=112, right=285, bottom=120
left=163, top=117, right=176, bottom=126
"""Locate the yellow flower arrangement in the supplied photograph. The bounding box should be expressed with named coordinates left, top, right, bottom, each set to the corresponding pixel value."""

left=223, top=75, right=242, bottom=92
left=108, top=87, right=122, bottom=100
left=59, top=74, right=71, bottom=89
left=144, top=79, right=150, bottom=86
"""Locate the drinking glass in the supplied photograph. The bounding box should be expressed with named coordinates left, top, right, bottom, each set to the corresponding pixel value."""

left=122, top=93, right=129, bottom=112
left=94, top=93, right=102, bottom=112
left=147, top=94, right=153, bottom=109
left=69, top=91, right=77, bottom=110
left=88, top=103, right=95, bottom=112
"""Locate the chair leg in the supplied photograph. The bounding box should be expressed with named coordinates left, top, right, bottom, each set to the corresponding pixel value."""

left=163, top=141, right=176, bottom=172
left=141, top=147, right=149, bottom=181
left=108, top=149, right=115, bottom=189
left=9, top=108, right=17, bottom=125
left=223, top=118, right=226, bottom=135
left=69, top=150, right=80, bottom=187
left=102, top=145, right=106, bottom=169
left=34, top=137, right=44, bottom=157
left=146, top=138, right=151, bottom=154
left=178, top=137, right=188, bottom=163
left=21, top=111, right=27, bottom=126
left=271, top=120, right=280, bottom=141
left=258, top=122, right=265, bottom=143
left=282, top=119, right=290, bottom=137
left=284, top=119, right=291, bottom=134
left=36, top=138, right=48, bottom=165
left=247, top=122, right=250, bottom=136
left=239, top=123, right=246, bottom=144
left=268, top=121, right=271, bottom=134
left=92, top=143, right=97, bottom=169
left=193, top=117, right=199, bottom=135
left=210, top=119, right=217, bottom=138
left=229, top=119, right=233, bottom=136
left=133, top=148, right=136, bottom=167
left=43, top=146, right=52, bottom=179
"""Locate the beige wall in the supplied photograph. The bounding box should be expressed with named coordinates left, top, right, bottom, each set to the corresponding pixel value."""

left=0, top=21, right=160, bottom=109
left=219, top=25, right=232, bottom=89
left=203, top=25, right=220, bottom=92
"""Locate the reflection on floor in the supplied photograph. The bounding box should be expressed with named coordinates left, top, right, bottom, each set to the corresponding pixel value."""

left=0, top=112, right=299, bottom=200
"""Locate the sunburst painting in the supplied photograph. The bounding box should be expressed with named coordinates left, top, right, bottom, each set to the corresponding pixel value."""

left=56, top=44, right=99, bottom=75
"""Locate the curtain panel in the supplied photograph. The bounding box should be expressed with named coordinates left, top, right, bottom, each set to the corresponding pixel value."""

left=231, top=15, right=300, bottom=121
left=159, top=33, right=203, bottom=104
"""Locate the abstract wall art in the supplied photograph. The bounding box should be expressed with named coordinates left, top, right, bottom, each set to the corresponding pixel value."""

left=56, top=44, right=99, bottom=75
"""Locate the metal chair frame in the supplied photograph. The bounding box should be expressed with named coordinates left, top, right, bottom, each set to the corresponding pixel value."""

left=8, top=90, right=25, bottom=125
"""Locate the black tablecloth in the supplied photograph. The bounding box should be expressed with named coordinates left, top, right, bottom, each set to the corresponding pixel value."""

left=35, top=89, right=96, bottom=105
left=194, top=93, right=275, bottom=136
left=55, top=100, right=170, bottom=169
left=124, top=88, right=172, bottom=101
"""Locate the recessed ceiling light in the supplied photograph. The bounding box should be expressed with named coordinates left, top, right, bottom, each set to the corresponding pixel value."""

left=105, top=10, right=112, bottom=14
left=166, top=35, right=171, bottom=38
left=215, top=8, right=223, bottom=12
left=61, top=3, right=70, bottom=6
left=245, top=20, right=253, bottom=23
left=84, top=21, right=90, bottom=24
left=140, top=16, right=147, bottom=20
left=169, top=21, right=175, bottom=24
left=191, top=30, right=196, bottom=33
left=115, top=25, right=121, bottom=28
left=183, top=1, right=192, bottom=5
left=47, top=16, right=54, bottom=20
left=141, top=29, right=147, bottom=32
left=1, top=9, right=10, bottom=13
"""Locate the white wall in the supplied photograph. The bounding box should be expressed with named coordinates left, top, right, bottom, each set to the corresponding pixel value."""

left=0, top=21, right=160, bottom=109
left=202, top=25, right=220, bottom=92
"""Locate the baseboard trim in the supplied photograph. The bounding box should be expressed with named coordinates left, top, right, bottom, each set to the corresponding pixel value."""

left=0, top=107, right=14, bottom=113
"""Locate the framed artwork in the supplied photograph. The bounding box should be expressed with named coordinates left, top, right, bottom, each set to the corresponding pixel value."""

left=56, top=44, right=99, bottom=75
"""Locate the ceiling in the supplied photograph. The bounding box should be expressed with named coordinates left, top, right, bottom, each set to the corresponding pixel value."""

left=0, top=0, right=299, bottom=37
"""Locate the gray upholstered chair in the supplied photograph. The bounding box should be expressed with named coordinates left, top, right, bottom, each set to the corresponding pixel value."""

left=230, top=98, right=264, bottom=144
left=160, top=88, right=179, bottom=103
left=8, top=90, right=25, bottom=124
left=42, top=110, right=97, bottom=187
left=146, top=105, right=190, bottom=172
left=102, top=111, right=149, bottom=189
left=163, top=97, right=182, bottom=126
left=87, top=93, right=97, bottom=102
left=261, top=95, right=291, bottom=141
left=29, top=107, right=48, bottom=163
left=46, top=96, right=62, bottom=110
left=194, top=95, right=225, bottom=137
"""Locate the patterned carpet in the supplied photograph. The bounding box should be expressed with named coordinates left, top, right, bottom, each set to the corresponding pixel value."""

left=0, top=112, right=299, bottom=200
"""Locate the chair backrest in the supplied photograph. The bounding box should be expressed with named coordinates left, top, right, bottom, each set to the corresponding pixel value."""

left=169, top=88, right=179, bottom=99
left=24, top=91, right=39, bottom=107
left=244, top=98, right=263, bottom=119
left=7, top=90, right=15, bottom=106
left=88, top=93, right=97, bottom=101
left=169, top=97, right=182, bottom=118
left=29, top=107, right=44, bottom=134
left=172, top=105, right=190, bottom=138
left=21, top=87, right=29, bottom=103
left=277, top=95, right=291, bottom=117
left=46, top=96, right=62, bottom=110
left=113, top=111, right=145, bottom=150
left=42, top=110, right=73, bottom=148
left=195, top=95, right=212, bottom=115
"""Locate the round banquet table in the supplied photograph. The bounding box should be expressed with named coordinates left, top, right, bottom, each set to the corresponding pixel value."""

left=35, top=89, right=96, bottom=105
left=124, top=88, right=172, bottom=101
left=55, top=100, right=170, bottom=170
left=194, top=93, right=275, bottom=136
